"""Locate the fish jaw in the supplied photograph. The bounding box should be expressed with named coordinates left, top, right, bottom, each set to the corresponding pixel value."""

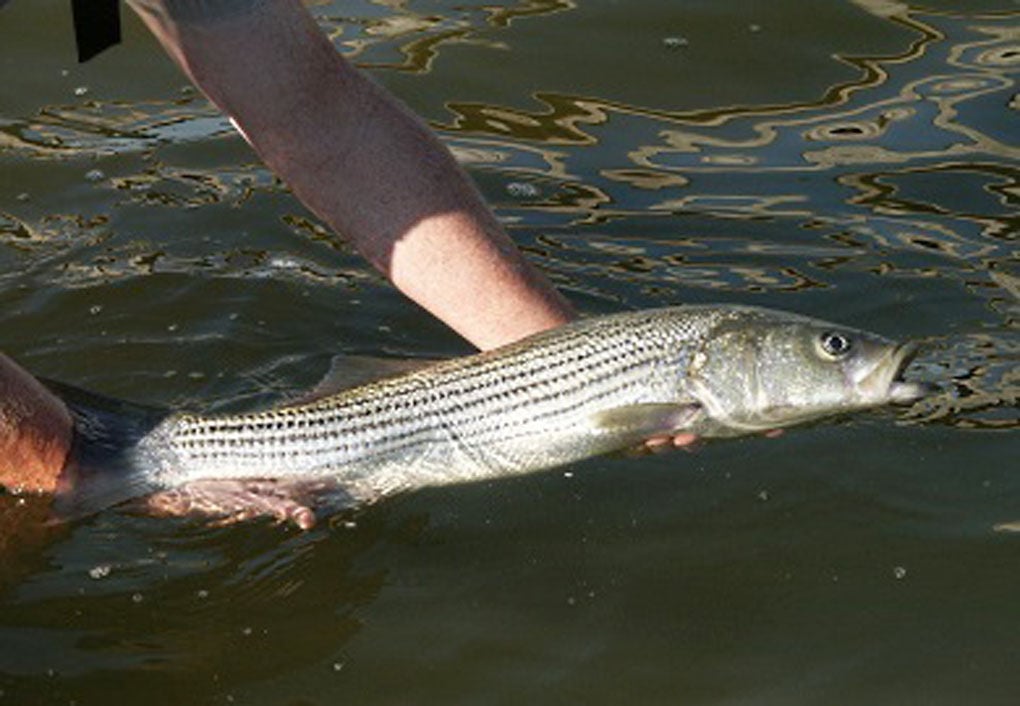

left=852, top=341, right=930, bottom=405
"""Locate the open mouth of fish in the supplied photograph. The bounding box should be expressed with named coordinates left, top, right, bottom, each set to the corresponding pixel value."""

left=862, top=341, right=931, bottom=404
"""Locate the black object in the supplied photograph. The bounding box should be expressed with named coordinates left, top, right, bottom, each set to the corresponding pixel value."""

left=71, top=0, right=122, bottom=62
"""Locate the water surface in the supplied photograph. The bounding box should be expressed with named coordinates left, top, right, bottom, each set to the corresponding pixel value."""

left=1, top=1, right=1017, bottom=704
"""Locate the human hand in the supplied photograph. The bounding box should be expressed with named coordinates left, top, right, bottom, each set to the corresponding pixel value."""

left=640, top=428, right=784, bottom=454
left=0, top=353, right=73, bottom=493
left=141, top=478, right=341, bottom=530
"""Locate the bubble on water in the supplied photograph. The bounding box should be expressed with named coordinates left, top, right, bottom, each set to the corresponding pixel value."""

left=893, top=566, right=907, bottom=580
left=15, top=192, right=29, bottom=202
left=757, top=489, right=770, bottom=501
left=506, top=181, right=540, bottom=198
left=270, top=255, right=303, bottom=270
left=74, top=85, right=89, bottom=96
left=749, top=24, right=762, bottom=32
left=241, top=626, right=253, bottom=637
left=84, top=169, right=105, bottom=183
left=88, top=564, right=112, bottom=580
left=332, top=661, right=345, bottom=672
left=89, top=304, right=103, bottom=315
left=196, top=589, right=210, bottom=599
left=662, top=36, right=688, bottom=50
left=131, top=592, right=144, bottom=604
left=562, top=471, right=574, bottom=479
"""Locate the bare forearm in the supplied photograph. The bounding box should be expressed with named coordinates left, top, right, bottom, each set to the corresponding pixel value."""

left=129, top=0, right=574, bottom=349
left=0, top=354, right=72, bottom=492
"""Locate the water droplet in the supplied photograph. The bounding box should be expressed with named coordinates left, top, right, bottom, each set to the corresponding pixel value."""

left=506, top=181, right=540, bottom=198
left=88, top=564, right=112, bottom=580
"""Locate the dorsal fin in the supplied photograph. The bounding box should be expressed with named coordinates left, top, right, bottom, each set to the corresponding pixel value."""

left=289, top=354, right=447, bottom=404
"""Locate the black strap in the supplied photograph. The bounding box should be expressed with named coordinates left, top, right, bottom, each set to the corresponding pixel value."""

left=71, top=0, right=122, bottom=63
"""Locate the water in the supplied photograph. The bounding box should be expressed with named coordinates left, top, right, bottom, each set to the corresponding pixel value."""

left=1, top=0, right=1017, bottom=703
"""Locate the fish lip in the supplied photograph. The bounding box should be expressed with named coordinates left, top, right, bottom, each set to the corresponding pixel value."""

left=881, top=341, right=932, bottom=404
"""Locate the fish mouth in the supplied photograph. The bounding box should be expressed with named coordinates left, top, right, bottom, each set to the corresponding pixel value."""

left=862, top=341, right=931, bottom=404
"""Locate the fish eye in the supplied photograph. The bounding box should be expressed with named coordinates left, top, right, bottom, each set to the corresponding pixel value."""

left=819, top=331, right=853, bottom=358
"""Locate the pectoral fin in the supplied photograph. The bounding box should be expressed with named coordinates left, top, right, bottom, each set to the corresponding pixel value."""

left=590, top=403, right=702, bottom=446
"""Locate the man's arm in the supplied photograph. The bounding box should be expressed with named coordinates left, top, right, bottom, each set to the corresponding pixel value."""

left=0, top=354, right=72, bottom=493
left=127, top=0, right=574, bottom=350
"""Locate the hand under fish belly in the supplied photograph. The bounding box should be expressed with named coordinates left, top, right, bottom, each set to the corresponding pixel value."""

left=141, top=478, right=344, bottom=529
left=53, top=304, right=931, bottom=526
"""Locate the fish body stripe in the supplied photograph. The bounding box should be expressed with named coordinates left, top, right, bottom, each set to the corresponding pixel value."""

left=138, top=308, right=725, bottom=487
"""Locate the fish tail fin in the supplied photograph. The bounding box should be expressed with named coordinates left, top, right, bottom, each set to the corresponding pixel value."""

left=41, top=379, right=170, bottom=521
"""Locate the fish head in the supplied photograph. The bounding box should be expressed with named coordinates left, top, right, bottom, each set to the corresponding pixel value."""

left=688, top=310, right=929, bottom=434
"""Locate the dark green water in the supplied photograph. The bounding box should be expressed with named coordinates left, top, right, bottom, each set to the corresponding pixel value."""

left=1, top=1, right=1017, bottom=704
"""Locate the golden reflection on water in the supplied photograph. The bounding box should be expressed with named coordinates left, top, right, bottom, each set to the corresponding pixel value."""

left=0, top=4, right=1018, bottom=702
left=0, top=1, right=1015, bottom=437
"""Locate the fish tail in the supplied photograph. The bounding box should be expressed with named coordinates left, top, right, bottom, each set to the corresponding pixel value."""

left=41, top=379, right=170, bottom=520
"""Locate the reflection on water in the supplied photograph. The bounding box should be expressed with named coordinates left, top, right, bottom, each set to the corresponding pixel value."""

left=0, top=0, right=1018, bottom=704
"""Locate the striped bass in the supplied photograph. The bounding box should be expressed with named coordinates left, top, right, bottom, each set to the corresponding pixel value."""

left=57, top=305, right=928, bottom=515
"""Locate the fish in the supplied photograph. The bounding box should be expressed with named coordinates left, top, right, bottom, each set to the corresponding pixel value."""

left=56, top=305, right=929, bottom=515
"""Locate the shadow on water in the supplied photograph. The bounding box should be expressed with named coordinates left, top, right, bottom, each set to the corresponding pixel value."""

left=0, top=497, right=420, bottom=703
left=0, top=0, right=1018, bottom=704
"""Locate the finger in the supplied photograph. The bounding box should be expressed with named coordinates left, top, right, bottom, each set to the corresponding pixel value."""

left=671, top=432, right=699, bottom=448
